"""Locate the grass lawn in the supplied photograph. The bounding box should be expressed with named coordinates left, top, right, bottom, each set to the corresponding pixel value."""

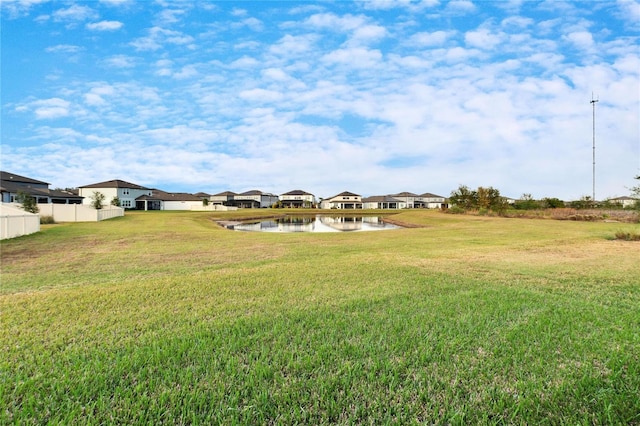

left=1, top=210, right=639, bottom=424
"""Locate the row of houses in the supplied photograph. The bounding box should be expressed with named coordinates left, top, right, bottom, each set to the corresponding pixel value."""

left=3, top=171, right=637, bottom=211
left=0, top=171, right=449, bottom=211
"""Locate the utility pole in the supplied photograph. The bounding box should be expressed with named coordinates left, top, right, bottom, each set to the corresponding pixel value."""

left=591, top=94, right=599, bottom=203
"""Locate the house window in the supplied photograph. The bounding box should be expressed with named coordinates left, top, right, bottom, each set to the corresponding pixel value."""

left=123, top=189, right=130, bottom=195
left=121, top=200, right=132, bottom=208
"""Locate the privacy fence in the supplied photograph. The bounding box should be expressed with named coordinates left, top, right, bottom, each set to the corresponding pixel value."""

left=0, top=203, right=124, bottom=240
left=0, top=204, right=40, bottom=240
left=38, top=204, right=124, bottom=222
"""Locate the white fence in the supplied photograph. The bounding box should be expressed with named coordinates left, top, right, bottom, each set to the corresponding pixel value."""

left=0, top=204, right=40, bottom=240
left=38, top=204, right=124, bottom=222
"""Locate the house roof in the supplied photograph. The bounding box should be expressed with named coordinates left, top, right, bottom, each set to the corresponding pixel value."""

left=238, top=190, right=277, bottom=197
left=136, top=189, right=201, bottom=202
left=0, top=171, right=49, bottom=186
left=609, top=196, right=638, bottom=201
left=327, top=191, right=361, bottom=199
left=212, top=191, right=237, bottom=197
left=0, top=180, right=83, bottom=200
left=282, top=189, right=313, bottom=196
left=80, top=179, right=149, bottom=190
left=193, top=192, right=210, bottom=198
left=362, top=195, right=403, bottom=203
left=420, top=192, right=445, bottom=198
left=392, top=191, right=419, bottom=197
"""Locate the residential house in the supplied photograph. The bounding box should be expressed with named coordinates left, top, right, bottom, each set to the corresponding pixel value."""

left=362, top=195, right=406, bottom=209
left=1, top=171, right=83, bottom=204
left=230, top=190, right=279, bottom=208
left=79, top=179, right=152, bottom=209
left=609, top=196, right=638, bottom=208
left=280, top=189, right=316, bottom=208
left=210, top=191, right=237, bottom=206
left=391, top=192, right=421, bottom=208
left=135, top=189, right=204, bottom=211
left=320, top=191, right=363, bottom=209
left=420, top=192, right=448, bottom=209
left=194, top=192, right=210, bottom=200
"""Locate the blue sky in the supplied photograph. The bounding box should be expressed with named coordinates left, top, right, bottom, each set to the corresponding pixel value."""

left=2, top=0, right=639, bottom=200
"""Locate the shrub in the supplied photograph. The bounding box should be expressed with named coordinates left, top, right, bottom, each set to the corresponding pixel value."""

left=16, top=191, right=39, bottom=214
left=90, top=191, right=105, bottom=210
left=40, top=215, right=55, bottom=224
left=614, top=230, right=640, bottom=241
left=448, top=206, right=466, bottom=214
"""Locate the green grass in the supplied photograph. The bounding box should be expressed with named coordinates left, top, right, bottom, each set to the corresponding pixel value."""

left=1, top=210, right=639, bottom=424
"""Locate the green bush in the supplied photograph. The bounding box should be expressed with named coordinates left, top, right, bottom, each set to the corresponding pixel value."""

left=39, top=215, right=55, bottom=224
left=614, top=230, right=640, bottom=241
left=448, top=206, right=466, bottom=214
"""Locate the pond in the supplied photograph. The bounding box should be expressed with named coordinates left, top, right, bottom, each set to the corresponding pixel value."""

left=224, top=215, right=402, bottom=233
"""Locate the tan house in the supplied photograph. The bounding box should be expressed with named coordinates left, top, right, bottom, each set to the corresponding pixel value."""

left=609, top=196, right=638, bottom=208
left=320, top=191, right=363, bottom=209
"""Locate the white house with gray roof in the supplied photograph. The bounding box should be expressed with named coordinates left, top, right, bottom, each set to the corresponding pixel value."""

left=320, top=191, right=363, bottom=209
left=79, top=179, right=152, bottom=209
left=280, top=190, right=316, bottom=208
left=231, top=190, right=279, bottom=208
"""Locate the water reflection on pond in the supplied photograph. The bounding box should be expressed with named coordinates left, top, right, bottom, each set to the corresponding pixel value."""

left=227, top=215, right=402, bottom=233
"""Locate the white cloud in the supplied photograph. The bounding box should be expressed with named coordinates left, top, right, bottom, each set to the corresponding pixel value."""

left=305, top=12, right=366, bottom=31
left=350, top=24, right=387, bottom=45
left=356, top=0, right=440, bottom=11
left=445, top=0, right=476, bottom=14
left=100, top=0, right=132, bottom=6
left=130, top=26, right=195, bottom=51
left=52, top=4, right=97, bottom=22
left=0, top=0, right=49, bottom=19
left=84, top=85, right=115, bottom=106
left=45, top=44, right=83, bottom=53
left=229, top=56, right=260, bottom=69
left=22, top=98, right=72, bottom=119
left=465, top=28, right=504, bottom=49
left=103, top=55, right=136, bottom=68
left=564, top=31, right=595, bottom=51
left=322, top=47, right=383, bottom=68
left=86, top=20, right=123, bottom=31
left=616, top=0, right=640, bottom=27
left=239, top=89, right=284, bottom=103
left=410, top=30, right=452, bottom=46
left=238, top=17, right=263, bottom=31
left=174, top=65, right=199, bottom=80
left=269, top=34, right=316, bottom=56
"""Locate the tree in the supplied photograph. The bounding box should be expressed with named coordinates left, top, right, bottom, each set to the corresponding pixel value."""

left=631, top=175, right=640, bottom=197
left=202, top=198, right=209, bottom=207
left=541, top=197, right=564, bottom=209
left=449, top=185, right=478, bottom=210
left=90, top=191, right=106, bottom=210
left=514, top=193, right=540, bottom=210
left=15, top=191, right=39, bottom=214
left=111, top=196, right=121, bottom=207
left=630, top=175, right=640, bottom=209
